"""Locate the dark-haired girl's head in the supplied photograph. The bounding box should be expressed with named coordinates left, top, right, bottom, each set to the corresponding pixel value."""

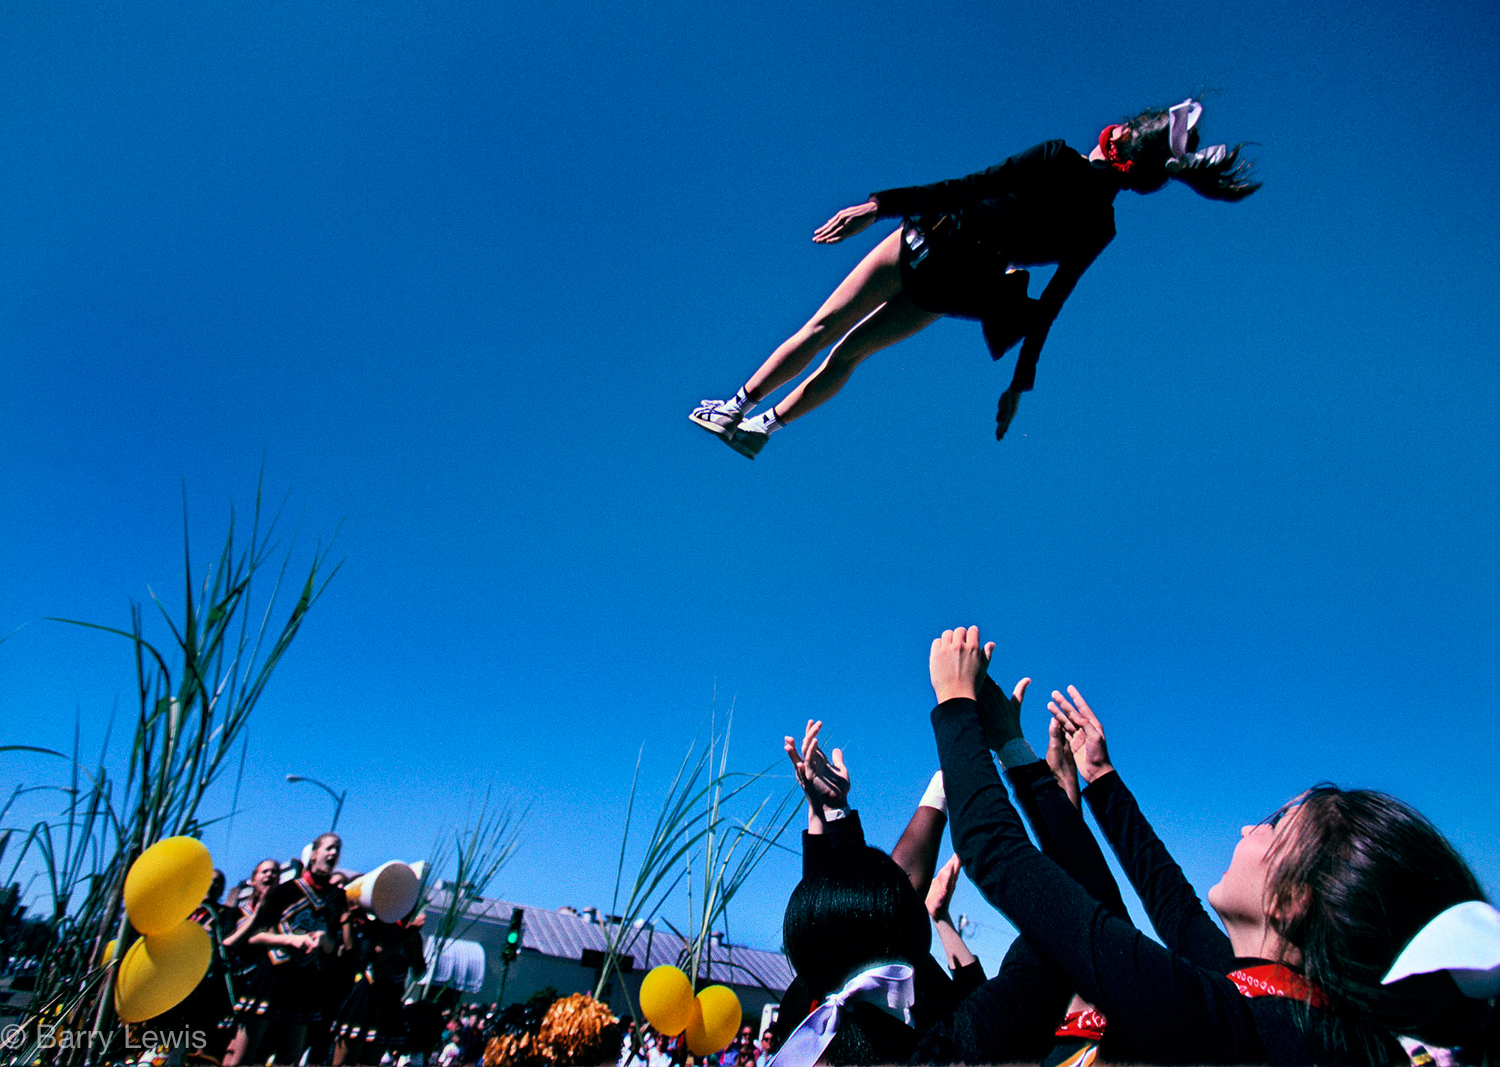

left=781, top=846, right=929, bottom=1064
left=784, top=846, right=929, bottom=999
left=1212, top=785, right=1488, bottom=1057
left=1106, top=102, right=1260, bottom=201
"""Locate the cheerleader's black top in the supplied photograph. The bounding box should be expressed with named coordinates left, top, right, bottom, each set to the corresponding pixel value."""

left=869, top=141, right=1119, bottom=392
left=931, top=696, right=1396, bottom=1065
left=870, top=140, right=1118, bottom=271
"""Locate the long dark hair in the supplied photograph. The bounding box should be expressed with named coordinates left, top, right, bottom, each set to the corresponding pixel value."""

left=1267, top=785, right=1489, bottom=1059
left=1113, top=104, right=1260, bottom=201
left=781, top=846, right=928, bottom=1065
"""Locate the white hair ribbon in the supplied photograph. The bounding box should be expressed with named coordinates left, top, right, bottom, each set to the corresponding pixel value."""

left=769, top=963, right=914, bottom=1067
left=1164, top=98, right=1233, bottom=175
left=1167, top=98, right=1203, bottom=158
left=1382, top=900, right=1500, bottom=999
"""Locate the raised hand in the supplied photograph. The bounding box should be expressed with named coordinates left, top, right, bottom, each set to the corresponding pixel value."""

left=783, top=719, right=851, bottom=813
left=925, top=854, right=963, bottom=922
left=929, top=626, right=995, bottom=704
left=978, top=675, right=1032, bottom=751
left=1047, top=685, right=1115, bottom=784
left=1047, top=715, right=1081, bottom=808
left=995, top=389, right=1022, bottom=440
left=813, top=201, right=879, bottom=244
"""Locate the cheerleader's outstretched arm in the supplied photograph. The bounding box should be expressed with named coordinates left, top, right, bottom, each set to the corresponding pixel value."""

left=997, top=243, right=1106, bottom=439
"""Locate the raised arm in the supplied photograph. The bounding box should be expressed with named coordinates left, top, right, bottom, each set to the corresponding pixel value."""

left=784, top=718, right=850, bottom=835
left=926, top=854, right=981, bottom=983
left=1051, top=688, right=1235, bottom=970
left=785, top=719, right=866, bottom=880
left=996, top=245, right=1105, bottom=439
left=890, top=771, right=948, bottom=898
left=975, top=675, right=1128, bottom=921
left=928, top=627, right=1266, bottom=1063
left=869, top=142, right=1060, bottom=219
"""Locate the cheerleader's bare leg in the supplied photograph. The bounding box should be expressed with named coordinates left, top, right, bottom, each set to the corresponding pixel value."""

left=743, top=227, right=907, bottom=400
left=690, top=228, right=907, bottom=444
left=771, top=291, right=941, bottom=422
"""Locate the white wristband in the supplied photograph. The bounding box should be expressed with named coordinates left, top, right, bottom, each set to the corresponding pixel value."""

left=919, top=771, right=947, bottom=814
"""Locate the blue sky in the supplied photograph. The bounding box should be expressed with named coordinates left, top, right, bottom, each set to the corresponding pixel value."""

left=2, top=0, right=1497, bottom=966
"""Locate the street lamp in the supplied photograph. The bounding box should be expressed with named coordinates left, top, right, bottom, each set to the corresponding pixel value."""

left=285, top=773, right=347, bottom=831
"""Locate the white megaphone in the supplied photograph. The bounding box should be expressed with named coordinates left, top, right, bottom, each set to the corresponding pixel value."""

left=345, top=860, right=421, bottom=922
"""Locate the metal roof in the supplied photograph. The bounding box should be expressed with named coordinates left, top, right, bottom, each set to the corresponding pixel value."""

left=425, top=888, right=794, bottom=994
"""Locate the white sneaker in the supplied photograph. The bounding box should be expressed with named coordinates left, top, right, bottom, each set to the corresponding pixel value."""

left=689, top=399, right=743, bottom=436
left=725, top=425, right=768, bottom=460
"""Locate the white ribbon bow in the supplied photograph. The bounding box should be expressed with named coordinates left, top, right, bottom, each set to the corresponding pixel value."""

left=1383, top=900, right=1500, bottom=999
left=1164, top=97, right=1229, bottom=174
left=1167, top=98, right=1203, bottom=158
left=768, top=963, right=915, bottom=1066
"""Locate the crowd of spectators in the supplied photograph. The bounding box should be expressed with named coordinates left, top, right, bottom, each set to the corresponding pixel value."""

left=100, top=839, right=786, bottom=1067
left=615, top=1019, right=773, bottom=1067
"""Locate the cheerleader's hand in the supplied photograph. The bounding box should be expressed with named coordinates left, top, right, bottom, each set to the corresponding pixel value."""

left=784, top=720, right=851, bottom=813
left=996, top=389, right=1022, bottom=440
left=1047, top=716, right=1081, bottom=809
left=1048, top=686, right=1115, bottom=784
left=813, top=201, right=879, bottom=243
left=977, top=675, right=1031, bottom=751
left=925, top=854, right=963, bottom=922
left=930, top=626, right=994, bottom=704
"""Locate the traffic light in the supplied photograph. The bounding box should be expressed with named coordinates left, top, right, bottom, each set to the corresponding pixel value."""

left=503, top=908, right=524, bottom=962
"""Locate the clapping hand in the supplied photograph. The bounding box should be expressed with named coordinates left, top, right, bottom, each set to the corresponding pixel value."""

left=977, top=675, right=1032, bottom=752
left=1048, top=686, right=1115, bottom=784
left=1046, top=715, right=1081, bottom=808
left=925, top=854, right=963, bottom=923
left=784, top=719, right=851, bottom=814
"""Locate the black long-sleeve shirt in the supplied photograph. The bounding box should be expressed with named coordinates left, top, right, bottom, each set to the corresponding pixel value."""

left=933, top=697, right=1385, bottom=1065
left=1085, top=770, right=1238, bottom=969
left=871, top=141, right=1118, bottom=394
left=1007, top=758, right=1129, bottom=922
left=870, top=140, right=1117, bottom=270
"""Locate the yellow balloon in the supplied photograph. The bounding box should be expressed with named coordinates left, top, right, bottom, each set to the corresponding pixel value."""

left=685, top=984, right=741, bottom=1056
left=101, top=938, right=117, bottom=964
left=114, top=921, right=211, bottom=1023
left=124, top=837, right=214, bottom=936
left=638, top=965, right=694, bottom=1036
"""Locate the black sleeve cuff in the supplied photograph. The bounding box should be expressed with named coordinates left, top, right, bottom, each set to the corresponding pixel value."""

left=1081, top=768, right=1123, bottom=815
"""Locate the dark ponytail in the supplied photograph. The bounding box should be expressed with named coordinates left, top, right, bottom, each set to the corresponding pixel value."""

left=1113, top=104, right=1261, bottom=201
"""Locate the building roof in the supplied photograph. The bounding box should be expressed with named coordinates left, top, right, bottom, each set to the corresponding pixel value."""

left=425, top=887, right=794, bottom=994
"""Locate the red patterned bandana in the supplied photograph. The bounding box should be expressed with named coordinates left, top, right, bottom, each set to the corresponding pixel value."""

left=1099, top=125, right=1133, bottom=173
left=1227, top=964, right=1331, bottom=1010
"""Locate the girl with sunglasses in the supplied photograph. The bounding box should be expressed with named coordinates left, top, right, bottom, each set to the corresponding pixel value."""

left=927, top=625, right=1489, bottom=1065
